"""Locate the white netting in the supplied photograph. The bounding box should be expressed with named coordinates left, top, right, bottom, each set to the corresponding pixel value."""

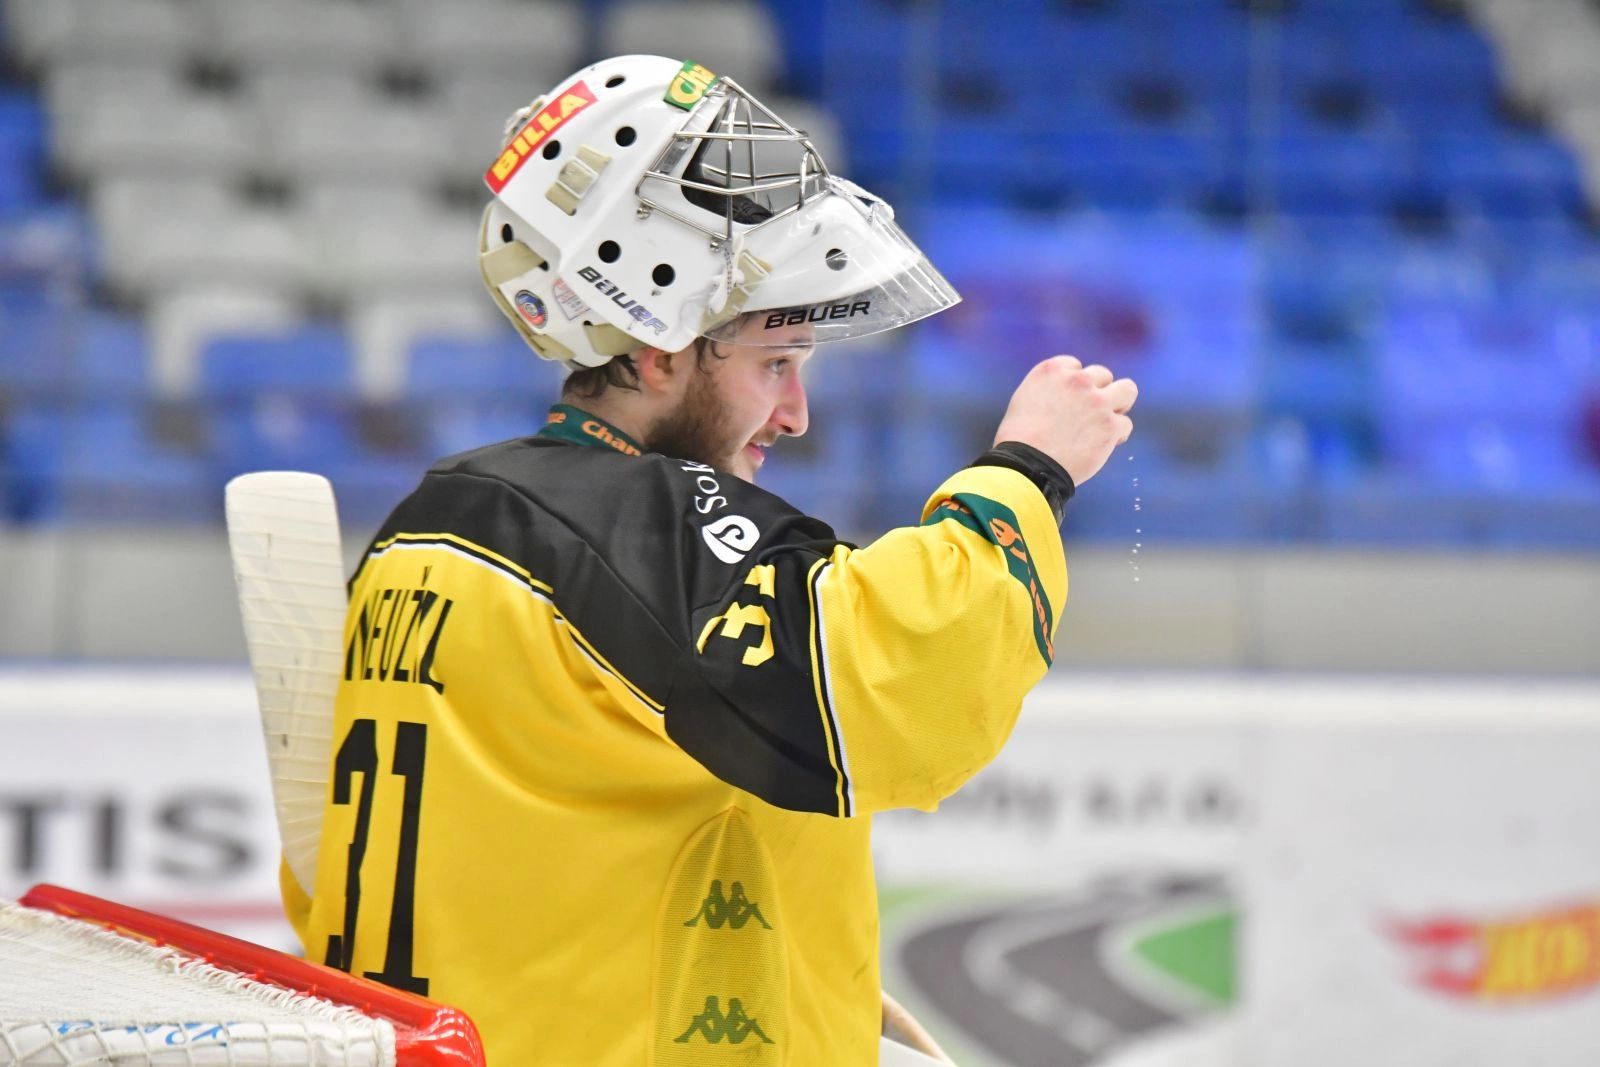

left=0, top=902, right=395, bottom=1066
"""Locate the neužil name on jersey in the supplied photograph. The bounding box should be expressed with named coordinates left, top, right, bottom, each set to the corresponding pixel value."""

left=345, top=585, right=454, bottom=693
left=576, top=266, right=668, bottom=334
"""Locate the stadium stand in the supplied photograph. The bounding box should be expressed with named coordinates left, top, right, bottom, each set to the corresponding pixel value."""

left=0, top=0, right=1594, bottom=547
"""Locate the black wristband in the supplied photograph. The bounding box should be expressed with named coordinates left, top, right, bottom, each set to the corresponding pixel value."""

left=970, top=441, right=1075, bottom=525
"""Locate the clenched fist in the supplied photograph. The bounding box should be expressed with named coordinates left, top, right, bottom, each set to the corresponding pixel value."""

left=993, top=356, right=1137, bottom=487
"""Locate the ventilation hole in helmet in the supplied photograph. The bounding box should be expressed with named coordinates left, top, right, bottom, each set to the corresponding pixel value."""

left=606, top=75, right=626, bottom=88
left=825, top=247, right=849, bottom=271
left=500, top=223, right=514, bottom=243
left=542, top=139, right=561, bottom=160
left=652, top=263, right=675, bottom=287
left=598, top=240, right=621, bottom=263
left=539, top=261, right=549, bottom=271
left=615, top=126, right=636, bottom=147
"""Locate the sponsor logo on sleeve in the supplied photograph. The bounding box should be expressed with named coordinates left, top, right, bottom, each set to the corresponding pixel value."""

left=484, top=81, right=598, bottom=194
left=680, top=460, right=758, bottom=562
left=702, top=515, right=759, bottom=565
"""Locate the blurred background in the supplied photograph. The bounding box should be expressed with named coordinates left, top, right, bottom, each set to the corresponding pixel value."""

left=0, top=0, right=1596, bottom=667
left=0, top=0, right=1596, bottom=1064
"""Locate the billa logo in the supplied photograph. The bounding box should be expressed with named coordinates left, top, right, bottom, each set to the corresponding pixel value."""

left=1388, top=899, right=1600, bottom=1001
left=484, top=82, right=597, bottom=193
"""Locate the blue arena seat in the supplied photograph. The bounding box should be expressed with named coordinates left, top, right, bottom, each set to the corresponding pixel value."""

left=423, top=397, right=544, bottom=460
left=0, top=93, right=45, bottom=213
left=406, top=334, right=551, bottom=403
left=0, top=300, right=73, bottom=397
left=197, top=326, right=354, bottom=401
left=70, top=310, right=149, bottom=400
left=1, top=405, right=64, bottom=522
left=53, top=403, right=213, bottom=522
left=209, top=397, right=356, bottom=479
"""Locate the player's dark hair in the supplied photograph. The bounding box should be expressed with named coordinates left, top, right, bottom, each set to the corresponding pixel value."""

left=562, top=353, right=641, bottom=399
left=561, top=336, right=732, bottom=400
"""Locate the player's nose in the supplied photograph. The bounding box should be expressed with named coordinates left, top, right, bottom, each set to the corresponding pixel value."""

left=776, top=373, right=809, bottom=437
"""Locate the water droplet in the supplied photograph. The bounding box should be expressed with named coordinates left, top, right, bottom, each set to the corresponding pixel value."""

left=1132, top=548, right=1138, bottom=554
left=1136, top=528, right=1142, bottom=534
left=1133, top=576, right=1141, bottom=582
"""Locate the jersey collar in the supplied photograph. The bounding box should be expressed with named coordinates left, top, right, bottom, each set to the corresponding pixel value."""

left=537, top=404, right=644, bottom=457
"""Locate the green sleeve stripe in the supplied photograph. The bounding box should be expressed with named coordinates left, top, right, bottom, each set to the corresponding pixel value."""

left=924, top=493, right=1054, bottom=666
left=921, top=499, right=987, bottom=539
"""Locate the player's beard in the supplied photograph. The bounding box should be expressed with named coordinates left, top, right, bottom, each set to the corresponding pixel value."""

left=644, top=364, right=746, bottom=477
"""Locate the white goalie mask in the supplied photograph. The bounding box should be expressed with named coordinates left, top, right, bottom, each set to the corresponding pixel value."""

left=478, top=55, right=959, bottom=368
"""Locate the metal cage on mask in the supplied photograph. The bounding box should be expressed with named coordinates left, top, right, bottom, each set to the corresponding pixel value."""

left=637, top=78, right=830, bottom=248
left=635, top=76, right=960, bottom=349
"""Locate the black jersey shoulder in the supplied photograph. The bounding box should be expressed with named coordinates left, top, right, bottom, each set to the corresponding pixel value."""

left=358, top=437, right=841, bottom=707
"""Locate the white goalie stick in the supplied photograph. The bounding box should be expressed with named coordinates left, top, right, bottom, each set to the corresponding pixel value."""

left=882, top=991, right=956, bottom=1064
left=879, top=1039, right=952, bottom=1066
left=225, top=471, right=349, bottom=896
left=223, top=472, right=955, bottom=1062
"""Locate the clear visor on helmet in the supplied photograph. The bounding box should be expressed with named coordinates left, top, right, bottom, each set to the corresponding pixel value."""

left=704, top=202, right=960, bottom=346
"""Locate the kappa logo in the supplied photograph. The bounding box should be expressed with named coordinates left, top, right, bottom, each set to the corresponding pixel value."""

left=484, top=82, right=597, bottom=193
left=683, top=880, right=771, bottom=930
left=703, top=515, right=759, bottom=564
left=673, top=996, right=772, bottom=1046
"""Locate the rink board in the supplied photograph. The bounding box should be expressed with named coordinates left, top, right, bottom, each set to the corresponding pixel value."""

left=3, top=669, right=1599, bottom=1067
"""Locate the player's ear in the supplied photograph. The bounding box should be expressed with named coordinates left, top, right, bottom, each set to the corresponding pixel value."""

left=633, top=344, right=686, bottom=395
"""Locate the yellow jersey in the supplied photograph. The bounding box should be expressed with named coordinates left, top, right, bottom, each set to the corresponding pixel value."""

left=284, top=405, right=1068, bottom=1065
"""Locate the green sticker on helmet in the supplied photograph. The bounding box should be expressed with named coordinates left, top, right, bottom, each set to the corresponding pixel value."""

left=664, top=60, right=719, bottom=110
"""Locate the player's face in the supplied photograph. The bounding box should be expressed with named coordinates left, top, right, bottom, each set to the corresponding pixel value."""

left=647, top=318, right=814, bottom=483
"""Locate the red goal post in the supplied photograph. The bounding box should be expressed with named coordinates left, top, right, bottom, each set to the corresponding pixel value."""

left=5, top=884, right=484, bottom=1066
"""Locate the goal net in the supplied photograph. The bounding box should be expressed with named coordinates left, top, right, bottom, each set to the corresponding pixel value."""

left=0, top=885, right=483, bottom=1066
